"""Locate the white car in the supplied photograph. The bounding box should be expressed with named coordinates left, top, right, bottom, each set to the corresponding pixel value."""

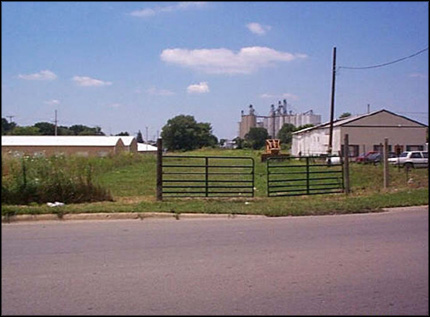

left=388, top=151, right=428, bottom=168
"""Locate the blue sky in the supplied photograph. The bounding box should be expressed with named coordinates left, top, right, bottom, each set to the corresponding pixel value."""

left=2, top=1, right=428, bottom=140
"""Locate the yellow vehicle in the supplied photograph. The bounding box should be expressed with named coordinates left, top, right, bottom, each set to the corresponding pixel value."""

left=261, top=139, right=289, bottom=162
left=265, top=139, right=281, bottom=155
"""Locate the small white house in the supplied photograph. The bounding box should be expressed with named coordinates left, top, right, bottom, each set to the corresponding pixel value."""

left=291, top=109, right=427, bottom=157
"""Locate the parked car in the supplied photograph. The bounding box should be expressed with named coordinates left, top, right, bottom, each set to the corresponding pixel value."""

left=364, top=152, right=396, bottom=164
left=388, top=151, right=428, bottom=168
left=355, top=151, right=377, bottom=163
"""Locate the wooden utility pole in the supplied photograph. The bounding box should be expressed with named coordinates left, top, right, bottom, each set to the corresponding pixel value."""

left=328, top=47, right=336, bottom=155
left=54, top=110, right=58, bottom=136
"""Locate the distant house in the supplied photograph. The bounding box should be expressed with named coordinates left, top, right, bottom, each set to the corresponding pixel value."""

left=119, top=136, right=138, bottom=153
left=137, top=143, right=157, bottom=153
left=1, top=135, right=137, bottom=157
left=291, top=109, right=428, bottom=157
left=221, top=139, right=237, bottom=149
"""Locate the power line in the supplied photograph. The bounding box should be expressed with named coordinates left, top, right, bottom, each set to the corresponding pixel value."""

left=338, top=47, right=428, bottom=70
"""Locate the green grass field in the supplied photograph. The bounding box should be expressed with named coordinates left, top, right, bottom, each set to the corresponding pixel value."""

left=2, top=148, right=428, bottom=217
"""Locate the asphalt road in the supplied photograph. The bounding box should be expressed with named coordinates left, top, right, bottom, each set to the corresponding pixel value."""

left=1, top=206, right=428, bottom=315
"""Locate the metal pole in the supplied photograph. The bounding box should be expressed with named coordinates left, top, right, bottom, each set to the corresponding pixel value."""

left=251, top=158, right=255, bottom=198
left=266, top=159, right=270, bottom=197
left=328, top=47, right=336, bottom=155
left=306, top=157, right=310, bottom=195
left=205, top=157, right=209, bottom=197
left=344, top=134, right=350, bottom=194
left=156, top=138, right=163, bottom=201
left=383, top=138, right=389, bottom=189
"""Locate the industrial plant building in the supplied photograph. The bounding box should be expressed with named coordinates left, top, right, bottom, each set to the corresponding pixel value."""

left=238, top=100, right=322, bottom=139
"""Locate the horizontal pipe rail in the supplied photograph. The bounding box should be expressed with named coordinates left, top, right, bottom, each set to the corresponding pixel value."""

left=267, top=156, right=344, bottom=197
left=159, top=155, right=254, bottom=199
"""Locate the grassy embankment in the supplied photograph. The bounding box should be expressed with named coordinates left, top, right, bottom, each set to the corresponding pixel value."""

left=1, top=148, right=428, bottom=218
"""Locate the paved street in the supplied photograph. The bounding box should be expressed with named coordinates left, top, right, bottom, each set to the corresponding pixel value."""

left=2, top=206, right=428, bottom=315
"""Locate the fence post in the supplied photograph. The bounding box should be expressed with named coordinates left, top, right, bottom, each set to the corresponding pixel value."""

left=306, top=157, right=310, bottom=195
left=344, top=134, right=350, bottom=194
left=382, top=138, right=390, bottom=189
left=205, top=157, right=209, bottom=197
left=156, top=138, right=163, bottom=201
left=383, top=138, right=389, bottom=189
left=251, top=158, right=255, bottom=198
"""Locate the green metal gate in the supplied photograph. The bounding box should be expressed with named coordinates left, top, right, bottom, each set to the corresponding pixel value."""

left=267, top=156, right=344, bottom=197
left=158, top=155, right=255, bottom=199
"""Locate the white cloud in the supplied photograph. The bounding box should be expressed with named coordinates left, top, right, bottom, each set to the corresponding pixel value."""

left=72, top=76, right=112, bottom=87
left=44, top=99, right=61, bottom=105
left=187, top=82, right=209, bottom=94
left=260, top=93, right=299, bottom=100
left=161, top=46, right=307, bottom=74
left=146, top=87, right=175, bottom=96
left=246, top=22, right=271, bottom=35
left=409, top=73, right=427, bottom=79
left=130, top=2, right=207, bottom=17
left=130, top=8, right=156, bottom=17
left=108, top=103, right=123, bottom=108
left=18, top=70, right=57, bottom=81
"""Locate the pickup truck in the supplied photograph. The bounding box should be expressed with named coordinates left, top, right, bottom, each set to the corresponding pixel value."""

left=388, top=151, right=428, bottom=168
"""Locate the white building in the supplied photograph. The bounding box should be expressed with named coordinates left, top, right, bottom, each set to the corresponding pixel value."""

left=137, top=143, right=157, bottom=153
left=291, top=109, right=428, bottom=157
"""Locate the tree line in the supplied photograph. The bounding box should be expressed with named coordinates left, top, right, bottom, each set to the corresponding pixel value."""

left=1, top=119, right=107, bottom=136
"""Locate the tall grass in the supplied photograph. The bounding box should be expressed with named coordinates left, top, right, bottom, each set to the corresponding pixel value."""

left=1, top=152, right=145, bottom=205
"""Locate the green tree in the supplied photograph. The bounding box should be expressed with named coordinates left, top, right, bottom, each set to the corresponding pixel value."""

left=195, top=122, right=218, bottom=148
left=1, top=118, right=16, bottom=135
left=57, top=126, right=74, bottom=135
left=295, top=124, right=314, bottom=132
left=69, top=124, right=104, bottom=135
left=69, top=124, right=88, bottom=135
left=161, top=115, right=217, bottom=151
left=339, top=112, right=351, bottom=119
left=233, top=137, right=244, bottom=149
left=10, top=126, right=41, bottom=135
left=245, top=127, right=269, bottom=150
left=136, top=130, right=144, bottom=143
left=116, top=132, right=130, bottom=136
left=34, top=122, right=56, bottom=135
left=277, top=123, right=296, bottom=145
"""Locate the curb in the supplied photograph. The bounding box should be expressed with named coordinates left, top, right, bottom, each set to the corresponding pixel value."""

left=1, top=212, right=267, bottom=223
left=2, top=206, right=427, bottom=224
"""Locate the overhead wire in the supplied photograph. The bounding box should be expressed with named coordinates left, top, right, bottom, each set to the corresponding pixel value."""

left=338, top=47, right=428, bottom=70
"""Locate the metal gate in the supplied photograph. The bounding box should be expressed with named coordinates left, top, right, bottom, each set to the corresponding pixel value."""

left=157, top=155, right=254, bottom=199
left=267, top=156, right=344, bottom=197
